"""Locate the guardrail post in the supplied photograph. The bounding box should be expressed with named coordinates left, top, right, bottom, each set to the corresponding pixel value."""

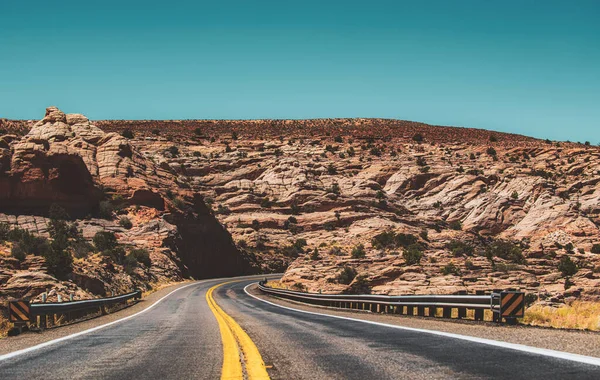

left=474, top=290, right=485, bottom=321
left=458, top=291, right=467, bottom=319
left=407, top=306, right=414, bottom=316
left=443, top=307, right=452, bottom=319
left=417, top=306, right=425, bottom=316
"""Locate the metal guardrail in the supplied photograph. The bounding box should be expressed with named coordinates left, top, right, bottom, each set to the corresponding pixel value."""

left=8, top=290, right=142, bottom=333
left=257, top=281, right=524, bottom=323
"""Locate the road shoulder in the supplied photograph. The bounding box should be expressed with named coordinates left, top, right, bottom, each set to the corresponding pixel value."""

left=0, top=281, right=193, bottom=356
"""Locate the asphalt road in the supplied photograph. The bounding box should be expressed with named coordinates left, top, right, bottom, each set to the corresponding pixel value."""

left=1, top=277, right=600, bottom=379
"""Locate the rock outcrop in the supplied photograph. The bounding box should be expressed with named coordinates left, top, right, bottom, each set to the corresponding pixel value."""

left=0, top=108, right=256, bottom=321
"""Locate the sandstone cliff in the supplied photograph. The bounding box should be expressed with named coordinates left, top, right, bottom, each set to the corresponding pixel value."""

left=0, top=108, right=257, bottom=318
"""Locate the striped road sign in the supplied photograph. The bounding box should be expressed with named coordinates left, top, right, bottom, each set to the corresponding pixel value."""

left=500, top=292, right=524, bottom=318
left=9, top=300, right=31, bottom=322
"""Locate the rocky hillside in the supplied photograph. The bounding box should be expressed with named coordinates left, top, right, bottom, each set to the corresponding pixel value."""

left=2, top=111, right=599, bottom=309
left=0, top=108, right=257, bottom=320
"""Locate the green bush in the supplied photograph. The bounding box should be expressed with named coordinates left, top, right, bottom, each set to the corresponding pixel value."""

left=337, top=266, right=356, bottom=285
left=441, top=262, right=461, bottom=276
left=11, top=243, right=26, bottom=261
left=310, top=248, right=321, bottom=260
left=446, top=240, right=474, bottom=257
left=448, top=220, right=462, bottom=231
left=102, top=246, right=126, bottom=264
left=372, top=231, right=396, bottom=249
left=44, top=246, right=73, bottom=279
left=119, top=217, right=133, bottom=229
left=121, top=129, right=134, bottom=139
left=0, top=222, right=10, bottom=242
left=129, top=248, right=151, bottom=267
left=351, top=244, right=366, bottom=259
left=93, top=231, right=118, bottom=252
left=403, top=244, right=424, bottom=265
left=485, top=240, right=525, bottom=264
left=591, top=244, right=600, bottom=254
left=395, top=233, right=418, bottom=248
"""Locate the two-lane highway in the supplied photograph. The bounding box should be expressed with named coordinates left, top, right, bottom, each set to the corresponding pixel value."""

left=1, top=276, right=600, bottom=379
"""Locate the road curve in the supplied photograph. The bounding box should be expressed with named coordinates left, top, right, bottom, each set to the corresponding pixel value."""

left=216, top=280, right=600, bottom=380
left=1, top=276, right=600, bottom=379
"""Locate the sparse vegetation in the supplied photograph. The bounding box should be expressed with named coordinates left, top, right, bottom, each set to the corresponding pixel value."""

left=402, top=244, right=424, bottom=265
left=351, top=244, right=366, bottom=259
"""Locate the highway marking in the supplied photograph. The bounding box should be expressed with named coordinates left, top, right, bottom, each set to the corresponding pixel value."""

left=0, top=282, right=200, bottom=362
left=244, top=283, right=600, bottom=368
left=208, top=281, right=270, bottom=380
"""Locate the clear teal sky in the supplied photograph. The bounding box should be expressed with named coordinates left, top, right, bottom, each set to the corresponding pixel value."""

left=1, top=1, right=599, bottom=142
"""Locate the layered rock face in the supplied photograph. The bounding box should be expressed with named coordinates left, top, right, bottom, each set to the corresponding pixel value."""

left=88, top=119, right=600, bottom=306
left=2, top=114, right=600, bottom=308
left=0, top=108, right=255, bottom=312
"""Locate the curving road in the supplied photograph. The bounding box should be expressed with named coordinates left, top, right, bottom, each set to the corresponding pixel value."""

left=1, top=276, right=600, bottom=379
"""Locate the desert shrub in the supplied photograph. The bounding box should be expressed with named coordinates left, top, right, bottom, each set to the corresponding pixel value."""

left=329, top=246, right=345, bottom=256
left=441, top=262, right=461, bottom=276
left=448, top=220, right=462, bottom=231
left=260, top=197, right=272, bottom=208
left=237, top=239, right=247, bottom=249
left=489, top=135, right=498, bottom=142
left=193, top=127, right=202, bottom=135
left=0, top=222, right=10, bottom=242
left=351, top=244, right=366, bottom=259
left=129, top=248, right=151, bottom=267
left=412, top=133, right=424, bottom=143
left=216, top=204, right=231, bottom=215
left=371, top=231, right=396, bottom=249
left=121, top=129, right=134, bottom=139
left=334, top=135, right=343, bottom=143
left=419, top=229, right=429, bottom=241
left=558, top=256, right=578, bottom=290
left=291, top=282, right=306, bottom=291
left=119, top=217, right=133, bottom=229
left=485, top=240, right=525, bottom=264
left=170, top=195, right=185, bottom=209
left=72, top=238, right=94, bottom=259
left=486, top=147, right=497, bottom=156
left=167, top=146, right=179, bottom=157
left=251, top=219, right=260, bottom=230
left=44, top=246, right=74, bottom=279
left=403, top=244, right=424, bottom=265
left=98, top=201, right=114, bottom=219
left=591, top=244, right=600, bottom=254
left=336, top=266, right=356, bottom=285
left=151, top=129, right=160, bottom=135
left=395, top=233, right=418, bottom=248
left=310, top=248, right=320, bottom=260
left=465, top=259, right=475, bottom=270
left=102, top=246, right=126, bottom=264
left=446, top=240, right=474, bottom=257
left=11, top=243, right=26, bottom=261
left=93, top=231, right=118, bottom=252
left=416, top=157, right=427, bottom=166
left=511, top=191, right=519, bottom=200
left=327, top=163, right=337, bottom=175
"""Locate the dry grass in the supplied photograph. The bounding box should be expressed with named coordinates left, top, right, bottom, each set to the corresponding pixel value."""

left=263, top=280, right=290, bottom=290
left=523, top=301, right=600, bottom=331
left=0, top=315, right=10, bottom=338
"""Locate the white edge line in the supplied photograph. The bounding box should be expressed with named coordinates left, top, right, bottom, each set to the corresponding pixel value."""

left=243, top=283, right=600, bottom=367
left=0, top=282, right=199, bottom=362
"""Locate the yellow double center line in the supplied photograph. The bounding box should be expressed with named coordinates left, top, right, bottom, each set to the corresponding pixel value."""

left=206, top=281, right=270, bottom=380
